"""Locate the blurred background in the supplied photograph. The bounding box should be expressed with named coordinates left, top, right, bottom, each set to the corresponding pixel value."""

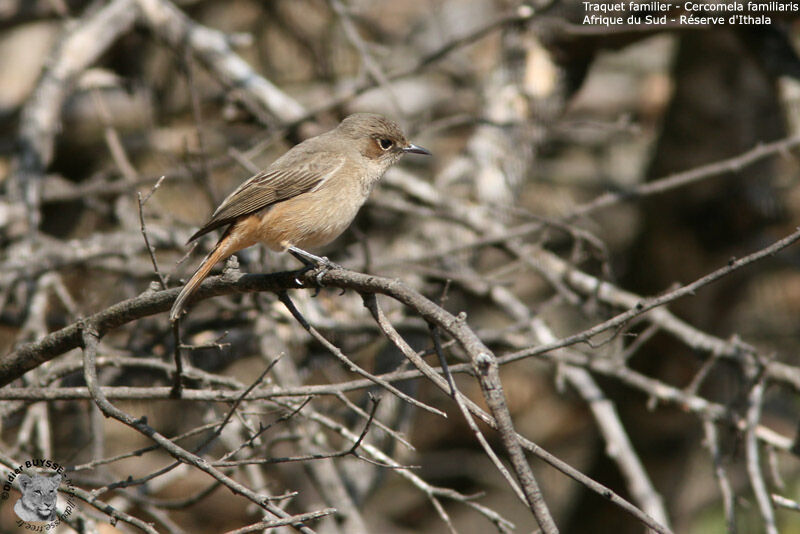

left=1, top=0, right=800, bottom=532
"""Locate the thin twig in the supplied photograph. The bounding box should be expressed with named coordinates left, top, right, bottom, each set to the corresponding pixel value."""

left=703, top=420, right=736, bottom=533
left=137, top=175, right=168, bottom=289
left=745, top=375, right=778, bottom=534
left=278, top=291, right=446, bottom=418
left=79, top=324, right=319, bottom=533
left=223, top=509, right=336, bottom=534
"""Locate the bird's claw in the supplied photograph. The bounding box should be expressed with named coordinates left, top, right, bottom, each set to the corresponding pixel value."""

left=310, top=257, right=342, bottom=296
left=286, top=246, right=342, bottom=295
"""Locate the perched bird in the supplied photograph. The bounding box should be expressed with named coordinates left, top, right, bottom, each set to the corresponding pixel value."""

left=169, top=113, right=430, bottom=321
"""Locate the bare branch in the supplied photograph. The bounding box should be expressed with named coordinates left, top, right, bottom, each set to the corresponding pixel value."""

left=12, top=0, right=137, bottom=228
left=134, top=0, right=305, bottom=123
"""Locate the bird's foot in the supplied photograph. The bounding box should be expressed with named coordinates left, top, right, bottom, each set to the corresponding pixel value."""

left=288, top=246, right=342, bottom=295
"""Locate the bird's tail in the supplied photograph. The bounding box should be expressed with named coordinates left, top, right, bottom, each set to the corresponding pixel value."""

left=170, top=234, right=232, bottom=322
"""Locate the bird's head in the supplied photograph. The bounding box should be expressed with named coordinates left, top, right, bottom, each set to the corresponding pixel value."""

left=337, top=113, right=431, bottom=168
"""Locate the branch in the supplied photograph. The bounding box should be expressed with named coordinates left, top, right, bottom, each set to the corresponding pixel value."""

left=223, top=509, right=336, bottom=534
left=569, top=134, right=800, bottom=220
left=12, top=0, right=138, bottom=228
left=503, top=226, right=800, bottom=376
left=80, top=325, right=319, bottom=533
left=134, top=0, right=306, bottom=123
left=745, top=375, right=778, bottom=534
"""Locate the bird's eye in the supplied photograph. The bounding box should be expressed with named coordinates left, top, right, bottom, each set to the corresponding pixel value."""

left=378, top=138, right=393, bottom=150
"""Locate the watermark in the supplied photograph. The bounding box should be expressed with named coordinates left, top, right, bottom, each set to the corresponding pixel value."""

left=582, top=1, right=799, bottom=27
left=2, top=459, right=77, bottom=530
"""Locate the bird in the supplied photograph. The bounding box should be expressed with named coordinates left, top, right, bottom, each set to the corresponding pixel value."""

left=169, top=113, right=430, bottom=321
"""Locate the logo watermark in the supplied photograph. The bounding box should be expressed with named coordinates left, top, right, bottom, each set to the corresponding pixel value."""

left=2, top=459, right=77, bottom=530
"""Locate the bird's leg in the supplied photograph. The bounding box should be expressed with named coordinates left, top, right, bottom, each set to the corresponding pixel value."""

left=287, top=245, right=342, bottom=292
left=287, top=245, right=332, bottom=267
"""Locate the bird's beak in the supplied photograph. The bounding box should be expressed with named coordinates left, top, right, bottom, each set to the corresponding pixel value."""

left=403, top=143, right=431, bottom=155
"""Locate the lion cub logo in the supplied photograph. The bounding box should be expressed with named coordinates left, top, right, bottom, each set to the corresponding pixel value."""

left=14, top=474, right=60, bottom=522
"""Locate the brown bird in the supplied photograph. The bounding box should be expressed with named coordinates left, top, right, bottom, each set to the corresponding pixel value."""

left=170, top=113, right=430, bottom=321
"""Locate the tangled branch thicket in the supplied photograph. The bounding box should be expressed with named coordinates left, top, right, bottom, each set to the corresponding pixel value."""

left=1, top=1, right=799, bottom=533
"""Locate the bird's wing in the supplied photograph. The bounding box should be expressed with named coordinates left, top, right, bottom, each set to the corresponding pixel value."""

left=187, top=152, right=345, bottom=243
